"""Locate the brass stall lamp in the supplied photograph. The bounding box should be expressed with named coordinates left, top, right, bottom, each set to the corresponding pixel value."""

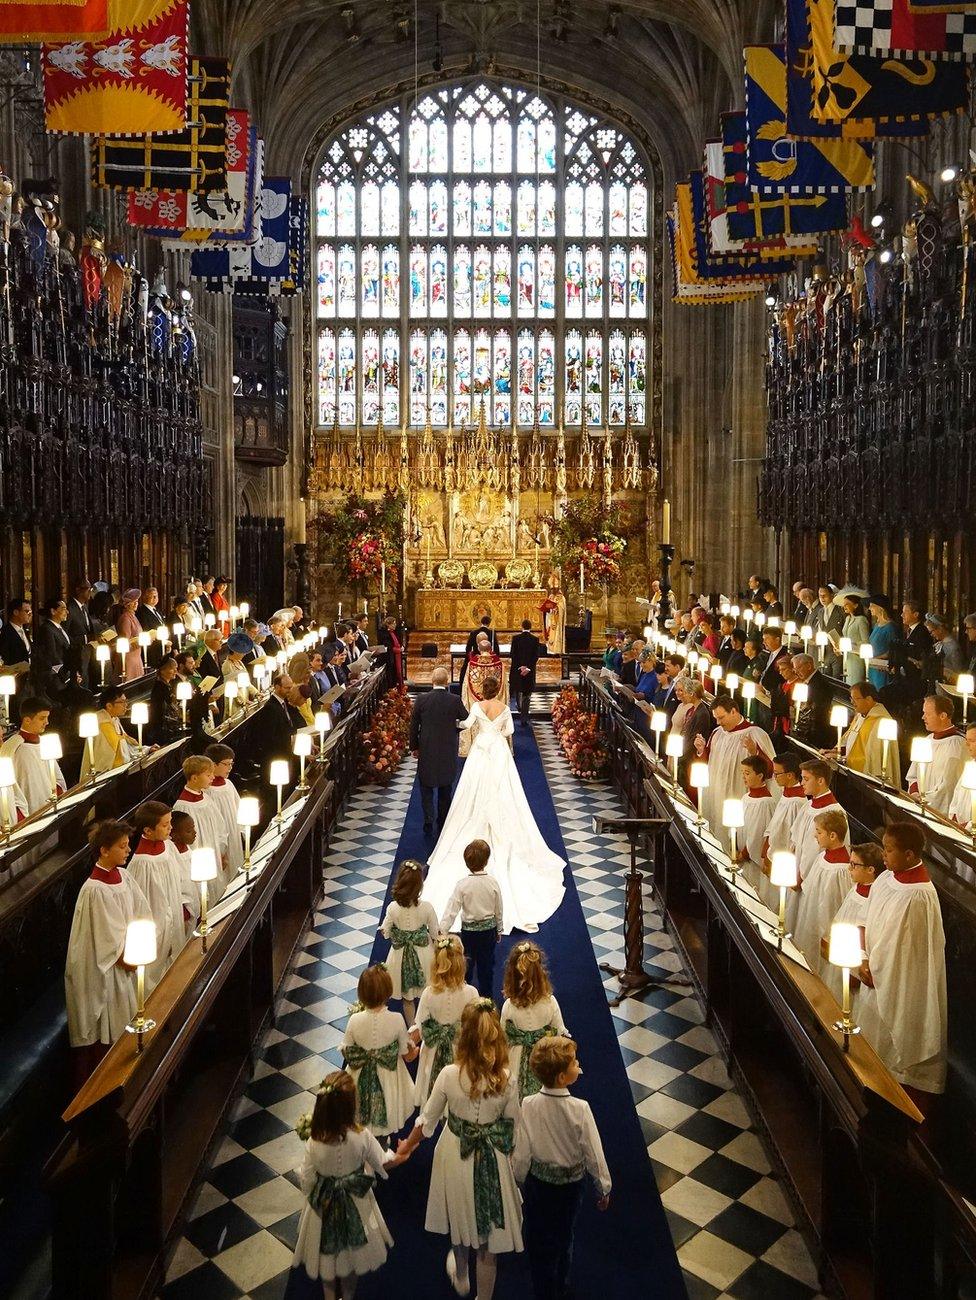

left=689, top=761, right=709, bottom=831
left=828, top=921, right=863, bottom=1051
left=191, top=847, right=219, bottom=952
left=709, top=663, right=722, bottom=693
left=130, top=701, right=148, bottom=753
left=665, top=732, right=683, bottom=783
left=270, top=759, right=290, bottom=823
left=115, top=637, right=130, bottom=679
left=78, top=711, right=99, bottom=782
left=223, top=679, right=239, bottom=719
left=176, top=680, right=192, bottom=728
left=650, top=710, right=667, bottom=757
left=859, top=642, right=873, bottom=674
left=910, top=735, right=934, bottom=809
left=124, top=918, right=158, bottom=1051
left=725, top=672, right=739, bottom=698
left=958, top=673, right=975, bottom=725
left=792, top=681, right=809, bottom=727
left=315, top=708, right=331, bottom=755
left=814, top=628, right=829, bottom=664
left=0, top=755, right=16, bottom=836
left=172, top=620, right=185, bottom=649
left=229, top=604, right=240, bottom=629
left=784, top=619, right=797, bottom=647
left=878, top=717, right=898, bottom=785
left=722, top=798, right=745, bottom=878
left=236, top=669, right=250, bottom=701
left=239, top=601, right=250, bottom=620
left=156, top=624, right=170, bottom=652
left=830, top=704, right=849, bottom=760
left=769, top=851, right=798, bottom=950
left=293, top=731, right=313, bottom=790
left=137, top=631, right=153, bottom=664
left=0, top=673, right=15, bottom=729
left=741, top=679, right=756, bottom=722
left=237, top=795, right=261, bottom=880
left=39, top=733, right=62, bottom=806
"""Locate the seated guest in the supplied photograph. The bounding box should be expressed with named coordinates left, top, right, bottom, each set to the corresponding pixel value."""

left=176, top=649, right=198, bottom=681
left=883, top=598, right=932, bottom=709
left=841, top=595, right=870, bottom=686
left=676, top=611, right=694, bottom=645
left=136, top=587, right=163, bottom=631
left=924, top=613, right=965, bottom=686
left=339, top=621, right=362, bottom=664
left=811, top=586, right=844, bottom=676
left=617, top=639, right=643, bottom=689
left=0, top=695, right=65, bottom=811
left=696, top=612, right=720, bottom=659
left=169, top=597, right=191, bottom=631
left=602, top=631, right=620, bottom=670
left=832, top=682, right=900, bottom=784
left=906, top=694, right=968, bottom=815
left=857, top=822, right=947, bottom=1099
left=33, top=598, right=73, bottom=699
left=657, top=654, right=685, bottom=718
left=309, top=650, right=330, bottom=701
left=792, top=584, right=814, bottom=625
left=115, top=589, right=144, bottom=680
left=200, top=577, right=217, bottom=618
left=762, top=585, right=783, bottom=618
left=671, top=677, right=713, bottom=786
left=287, top=653, right=316, bottom=724
left=148, top=656, right=182, bottom=744
left=263, top=615, right=288, bottom=656
left=64, top=818, right=149, bottom=1083
left=759, top=626, right=789, bottom=695
left=197, top=629, right=224, bottom=684
left=790, top=653, right=834, bottom=748
left=867, top=594, right=899, bottom=691
left=173, top=755, right=230, bottom=897
left=241, top=617, right=265, bottom=666
left=949, top=723, right=976, bottom=828
left=291, top=605, right=307, bottom=634
left=65, top=581, right=94, bottom=689
left=768, top=653, right=797, bottom=742
left=793, top=809, right=851, bottom=975
left=211, top=577, right=230, bottom=620
left=80, top=686, right=140, bottom=779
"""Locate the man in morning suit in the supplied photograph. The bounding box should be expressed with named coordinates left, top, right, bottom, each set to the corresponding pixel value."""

left=257, top=673, right=305, bottom=779
left=509, top=619, right=542, bottom=726
left=410, top=667, right=468, bottom=834
left=459, top=614, right=499, bottom=685
left=65, top=580, right=93, bottom=688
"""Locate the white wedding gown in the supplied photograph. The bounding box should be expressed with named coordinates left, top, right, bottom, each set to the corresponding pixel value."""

left=424, top=703, right=566, bottom=934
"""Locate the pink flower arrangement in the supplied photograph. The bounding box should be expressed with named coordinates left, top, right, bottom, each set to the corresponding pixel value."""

left=551, top=686, right=608, bottom=779
left=362, top=687, right=412, bottom=783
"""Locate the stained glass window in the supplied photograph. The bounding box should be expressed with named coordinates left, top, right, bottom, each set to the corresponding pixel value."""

left=315, top=80, right=651, bottom=427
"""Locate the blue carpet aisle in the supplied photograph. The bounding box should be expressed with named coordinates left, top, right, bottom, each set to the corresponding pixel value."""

left=159, top=719, right=824, bottom=1300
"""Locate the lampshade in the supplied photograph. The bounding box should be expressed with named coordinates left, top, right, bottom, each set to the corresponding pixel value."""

left=237, top=795, right=261, bottom=828
left=770, top=850, right=798, bottom=887
left=643, top=625, right=653, bottom=638
left=800, top=624, right=813, bottom=640
left=730, top=605, right=740, bottom=617
left=276, top=650, right=288, bottom=669
left=116, top=637, right=130, bottom=655
left=172, top=621, right=185, bottom=637
left=130, top=701, right=148, bottom=726
left=123, top=918, right=157, bottom=967
left=189, top=615, right=202, bottom=633
left=218, top=609, right=229, bottom=623
left=961, top=760, right=976, bottom=792
left=741, top=681, right=756, bottom=700
left=650, top=710, right=667, bottom=734
left=190, top=846, right=218, bottom=883
left=665, top=733, right=684, bottom=759
left=722, top=798, right=745, bottom=830
left=709, top=663, right=722, bottom=683
left=959, top=673, right=976, bottom=696
left=229, top=605, right=240, bottom=621
left=0, top=756, right=16, bottom=787
left=792, top=682, right=809, bottom=704
left=137, top=632, right=152, bottom=649
left=859, top=642, right=873, bottom=662
left=204, top=612, right=216, bottom=628
left=293, top=732, right=313, bottom=757
left=814, top=629, right=828, bottom=647
left=725, top=673, right=739, bottom=692
left=269, top=759, right=290, bottom=787
left=755, top=611, right=766, bottom=627
left=878, top=718, right=899, bottom=743
left=910, top=735, right=934, bottom=764
left=251, top=663, right=265, bottom=683
left=236, top=671, right=250, bottom=691
left=0, top=674, right=16, bottom=698
left=784, top=620, right=797, bottom=636
left=838, top=637, right=852, bottom=655
left=176, top=681, right=193, bottom=702
left=39, top=733, right=62, bottom=762
left=95, top=644, right=110, bottom=662
left=828, top=921, right=862, bottom=970
left=720, top=601, right=730, bottom=615
left=224, top=680, right=239, bottom=701
left=156, top=625, right=169, bottom=643
left=689, top=761, right=709, bottom=790
left=768, top=616, right=781, bottom=629
left=239, top=602, right=250, bottom=617
left=687, top=651, right=699, bottom=669
left=78, top=711, right=99, bottom=739
left=829, top=704, right=849, bottom=729
left=314, top=708, right=331, bottom=735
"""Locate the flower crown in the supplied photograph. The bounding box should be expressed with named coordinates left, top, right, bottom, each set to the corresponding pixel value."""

left=475, top=996, right=496, bottom=1012
left=435, top=935, right=455, bottom=951
left=316, top=1078, right=340, bottom=1096
left=516, top=941, right=539, bottom=959
left=400, top=858, right=425, bottom=872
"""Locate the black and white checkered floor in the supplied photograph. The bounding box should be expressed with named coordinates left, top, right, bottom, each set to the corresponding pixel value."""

left=159, top=721, right=825, bottom=1300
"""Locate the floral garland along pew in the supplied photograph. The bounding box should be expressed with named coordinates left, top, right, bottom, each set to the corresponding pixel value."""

left=551, top=685, right=609, bottom=780
left=362, top=687, right=413, bottom=783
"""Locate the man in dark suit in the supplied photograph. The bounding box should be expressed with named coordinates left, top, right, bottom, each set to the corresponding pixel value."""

left=65, top=580, right=93, bottom=687
left=354, top=613, right=371, bottom=656
left=410, top=667, right=468, bottom=833
left=197, top=630, right=224, bottom=685
left=34, top=599, right=73, bottom=698
left=199, top=578, right=217, bottom=618
left=459, top=615, right=499, bottom=685
left=509, top=620, right=541, bottom=726
left=0, top=596, right=32, bottom=674
left=791, top=653, right=835, bottom=748
left=759, top=627, right=789, bottom=695
left=148, top=655, right=182, bottom=744
left=136, top=586, right=164, bottom=632
left=256, top=673, right=305, bottom=777
left=263, top=615, right=287, bottom=657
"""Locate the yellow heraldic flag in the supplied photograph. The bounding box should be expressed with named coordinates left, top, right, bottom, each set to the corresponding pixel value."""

left=0, top=0, right=171, bottom=39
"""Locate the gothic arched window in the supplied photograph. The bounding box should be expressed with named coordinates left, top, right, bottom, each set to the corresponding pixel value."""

left=315, top=81, right=649, bottom=429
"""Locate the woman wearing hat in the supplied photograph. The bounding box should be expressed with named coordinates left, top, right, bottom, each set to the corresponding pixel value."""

left=116, top=589, right=145, bottom=681
left=867, top=595, right=898, bottom=691
left=223, top=631, right=257, bottom=701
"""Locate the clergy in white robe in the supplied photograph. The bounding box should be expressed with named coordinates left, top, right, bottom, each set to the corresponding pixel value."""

left=79, top=692, right=138, bottom=780
left=738, top=758, right=775, bottom=895
left=173, top=755, right=229, bottom=899
left=693, top=696, right=774, bottom=833
left=0, top=697, right=66, bottom=813
left=204, top=743, right=245, bottom=881
left=65, top=821, right=151, bottom=1051
left=857, top=823, right=947, bottom=1095
left=905, top=695, right=968, bottom=816
left=792, top=810, right=851, bottom=975
left=125, top=803, right=187, bottom=990
left=821, top=843, right=885, bottom=1004
left=946, top=724, right=976, bottom=828
left=839, top=685, right=900, bottom=785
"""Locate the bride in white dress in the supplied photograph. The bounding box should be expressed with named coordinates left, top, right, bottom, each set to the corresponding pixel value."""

left=424, top=677, right=566, bottom=934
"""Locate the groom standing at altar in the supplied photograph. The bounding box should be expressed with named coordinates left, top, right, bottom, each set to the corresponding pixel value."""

left=459, top=613, right=499, bottom=686
left=410, top=667, right=469, bottom=834
left=510, top=619, right=541, bottom=726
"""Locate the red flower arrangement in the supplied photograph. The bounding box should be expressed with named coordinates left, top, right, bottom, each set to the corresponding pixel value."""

left=575, top=535, right=626, bottom=587
left=362, top=687, right=412, bottom=783
left=551, top=686, right=608, bottom=779
left=349, top=531, right=396, bottom=584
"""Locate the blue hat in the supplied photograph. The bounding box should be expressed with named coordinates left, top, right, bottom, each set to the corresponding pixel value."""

left=227, top=631, right=252, bottom=654
left=257, top=622, right=270, bottom=638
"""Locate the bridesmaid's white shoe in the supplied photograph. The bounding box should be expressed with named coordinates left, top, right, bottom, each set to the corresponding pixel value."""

left=446, top=1249, right=471, bottom=1296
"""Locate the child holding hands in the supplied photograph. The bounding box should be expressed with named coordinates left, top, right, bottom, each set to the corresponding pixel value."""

left=411, top=934, right=479, bottom=1103
left=500, top=941, right=568, bottom=1100
left=342, top=964, right=417, bottom=1140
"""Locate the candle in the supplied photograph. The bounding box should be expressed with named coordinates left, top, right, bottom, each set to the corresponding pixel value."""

left=722, top=798, right=745, bottom=867
left=877, top=717, right=898, bottom=784
left=770, top=851, right=797, bottom=948
left=662, top=498, right=670, bottom=544
left=910, top=735, right=933, bottom=805
left=830, top=704, right=849, bottom=759
left=381, top=560, right=386, bottom=595
left=297, top=498, right=307, bottom=544
left=792, top=680, right=809, bottom=726
left=958, top=672, right=975, bottom=724
left=665, top=732, right=683, bottom=782
left=579, top=560, right=585, bottom=594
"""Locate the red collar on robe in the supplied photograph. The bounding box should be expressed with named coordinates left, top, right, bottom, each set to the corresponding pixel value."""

left=931, top=728, right=961, bottom=741
left=91, top=865, right=122, bottom=884
left=178, top=788, right=204, bottom=802
left=810, top=792, right=837, bottom=808
left=855, top=883, right=872, bottom=897
left=18, top=730, right=39, bottom=744
left=135, top=837, right=165, bottom=855
left=893, top=863, right=930, bottom=884
left=783, top=784, right=805, bottom=798
left=824, top=848, right=850, bottom=863
left=212, top=776, right=227, bottom=786
left=172, top=839, right=189, bottom=853
left=747, top=786, right=772, bottom=799
left=729, top=720, right=752, bottom=733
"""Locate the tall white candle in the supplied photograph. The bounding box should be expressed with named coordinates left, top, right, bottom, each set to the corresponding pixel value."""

left=662, top=498, right=671, bottom=544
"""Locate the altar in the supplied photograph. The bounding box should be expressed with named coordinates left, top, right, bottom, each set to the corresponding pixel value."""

left=414, top=587, right=546, bottom=634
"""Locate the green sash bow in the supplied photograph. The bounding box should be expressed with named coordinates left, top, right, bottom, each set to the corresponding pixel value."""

left=308, top=1168, right=375, bottom=1255
left=341, top=1040, right=401, bottom=1129
left=529, top=1157, right=585, bottom=1185
left=420, top=1015, right=457, bottom=1096
left=462, top=916, right=497, bottom=932
left=447, top=1110, right=516, bottom=1242
left=504, top=1022, right=556, bottom=1099
left=388, top=923, right=430, bottom=994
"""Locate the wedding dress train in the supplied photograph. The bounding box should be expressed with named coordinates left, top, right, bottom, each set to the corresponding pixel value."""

left=424, top=703, right=566, bottom=934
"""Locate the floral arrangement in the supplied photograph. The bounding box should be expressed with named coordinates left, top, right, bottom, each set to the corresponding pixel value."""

left=546, top=497, right=631, bottom=591
left=551, top=686, right=608, bottom=779
left=317, top=489, right=405, bottom=589
left=296, top=1112, right=313, bottom=1141
left=361, top=687, right=412, bottom=782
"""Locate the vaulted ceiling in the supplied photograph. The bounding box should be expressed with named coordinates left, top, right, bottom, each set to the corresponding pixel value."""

left=193, top=0, right=778, bottom=181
